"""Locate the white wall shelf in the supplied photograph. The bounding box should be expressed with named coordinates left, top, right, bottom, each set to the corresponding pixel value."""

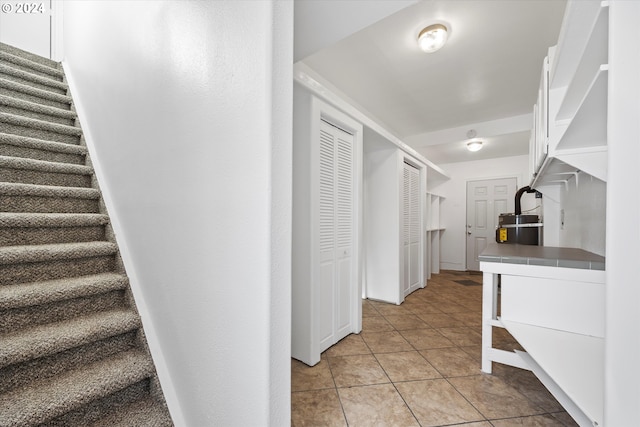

left=554, top=4, right=608, bottom=121
left=554, top=66, right=607, bottom=151
left=531, top=1, right=609, bottom=188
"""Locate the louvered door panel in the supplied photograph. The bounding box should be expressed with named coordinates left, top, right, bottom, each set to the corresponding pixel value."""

left=318, top=124, right=336, bottom=350
left=403, top=162, right=421, bottom=296
left=408, top=164, right=421, bottom=290
left=319, top=128, right=335, bottom=257
left=318, top=120, right=355, bottom=352
left=403, top=165, right=411, bottom=293
left=336, top=134, right=353, bottom=253
left=335, top=131, right=353, bottom=336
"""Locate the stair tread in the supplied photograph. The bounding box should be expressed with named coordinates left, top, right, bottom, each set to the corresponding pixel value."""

left=0, top=112, right=82, bottom=136
left=0, top=49, right=63, bottom=78
left=0, top=349, right=154, bottom=427
left=86, top=396, right=173, bottom=427
left=0, top=272, right=127, bottom=310
left=0, top=77, right=70, bottom=105
left=0, top=308, right=140, bottom=369
left=0, top=155, right=92, bottom=175
left=0, top=241, right=117, bottom=266
left=0, top=132, right=87, bottom=155
left=0, top=212, right=108, bottom=227
left=0, top=63, right=67, bottom=90
left=0, top=94, right=76, bottom=119
left=0, top=42, right=60, bottom=70
left=0, top=182, right=100, bottom=198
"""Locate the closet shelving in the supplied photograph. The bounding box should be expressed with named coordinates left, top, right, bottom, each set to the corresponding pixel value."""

left=531, top=1, right=608, bottom=188
left=425, top=192, right=445, bottom=279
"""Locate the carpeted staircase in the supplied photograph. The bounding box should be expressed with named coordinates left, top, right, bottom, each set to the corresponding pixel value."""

left=0, top=42, right=174, bottom=426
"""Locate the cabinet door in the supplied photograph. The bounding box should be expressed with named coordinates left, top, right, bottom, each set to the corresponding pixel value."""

left=318, top=119, right=354, bottom=351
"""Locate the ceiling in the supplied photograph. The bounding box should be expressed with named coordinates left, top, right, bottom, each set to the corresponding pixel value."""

left=295, top=0, right=567, bottom=165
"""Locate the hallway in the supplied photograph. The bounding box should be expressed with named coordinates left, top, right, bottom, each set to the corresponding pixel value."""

left=291, top=271, right=577, bottom=426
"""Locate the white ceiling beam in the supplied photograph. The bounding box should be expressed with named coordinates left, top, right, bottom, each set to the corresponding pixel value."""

left=404, top=114, right=533, bottom=147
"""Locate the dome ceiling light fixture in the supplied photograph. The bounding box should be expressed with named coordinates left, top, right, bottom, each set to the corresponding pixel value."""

left=466, top=130, right=483, bottom=152
left=417, top=23, right=449, bottom=53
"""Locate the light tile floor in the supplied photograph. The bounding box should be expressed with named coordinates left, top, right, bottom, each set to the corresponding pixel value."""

left=291, top=270, right=579, bottom=427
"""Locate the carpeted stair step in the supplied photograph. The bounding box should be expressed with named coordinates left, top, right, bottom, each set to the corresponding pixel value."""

left=0, top=47, right=63, bottom=82
left=0, top=272, right=128, bottom=334
left=0, top=241, right=118, bottom=286
left=0, top=272, right=127, bottom=311
left=0, top=112, right=81, bottom=144
left=0, top=63, right=68, bottom=96
left=0, top=42, right=60, bottom=72
left=0, top=78, right=71, bottom=110
left=0, top=133, right=87, bottom=165
left=85, top=396, right=174, bottom=427
left=0, top=94, right=76, bottom=126
left=0, top=309, right=140, bottom=369
left=0, top=349, right=155, bottom=427
left=0, top=155, right=92, bottom=188
left=0, top=212, right=109, bottom=246
left=0, top=182, right=100, bottom=213
left=0, top=330, right=138, bottom=396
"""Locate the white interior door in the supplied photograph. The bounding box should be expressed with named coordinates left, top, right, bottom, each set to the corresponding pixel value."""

left=466, top=178, right=516, bottom=271
left=318, top=119, right=354, bottom=352
left=403, top=161, right=421, bottom=296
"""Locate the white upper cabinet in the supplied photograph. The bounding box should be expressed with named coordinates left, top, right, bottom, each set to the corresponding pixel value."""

left=531, top=1, right=609, bottom=187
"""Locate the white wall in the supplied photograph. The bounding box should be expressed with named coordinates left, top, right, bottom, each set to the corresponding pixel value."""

left=0, top=0, right=52, bottom=58
left=63, top=1, right=292, bottom=426
left=605, top=1, right=640, bottom=423
left=436, top=155, right=536, bottom=271
left=363, top=128, right=402, bottom=303
left=558, top=173, right=606, bottom=256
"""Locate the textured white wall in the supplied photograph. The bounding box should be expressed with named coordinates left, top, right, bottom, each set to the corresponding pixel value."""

left=62, top=1, right=292, bottom=425
left=435, top=155, right=535, bottom=271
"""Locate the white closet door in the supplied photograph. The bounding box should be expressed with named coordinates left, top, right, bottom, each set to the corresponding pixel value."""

left=318, top=120, right=354, bottom=352
left=403, top=162, right=421, bottom=296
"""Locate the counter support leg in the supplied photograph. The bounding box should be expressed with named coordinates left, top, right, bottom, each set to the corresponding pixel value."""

left=482, top=271, right=498, bottom=373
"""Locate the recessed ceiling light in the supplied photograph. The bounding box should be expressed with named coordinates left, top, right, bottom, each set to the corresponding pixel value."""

left=417, top=24, right=448, bottom=53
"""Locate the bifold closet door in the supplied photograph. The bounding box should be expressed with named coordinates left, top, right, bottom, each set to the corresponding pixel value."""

left=318, top=119, right=354, bottom=352
left=403, top=161, right=421, bottom=296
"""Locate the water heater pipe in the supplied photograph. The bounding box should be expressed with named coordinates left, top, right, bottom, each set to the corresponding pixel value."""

left=515, top=186, right=538, bottom=215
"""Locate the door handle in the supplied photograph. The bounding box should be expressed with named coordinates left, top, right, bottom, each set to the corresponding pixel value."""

left=467, top=231, right=472, bottom=235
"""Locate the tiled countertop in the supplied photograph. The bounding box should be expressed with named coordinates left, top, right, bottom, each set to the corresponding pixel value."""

left=479, top=243, right=605, bottom=270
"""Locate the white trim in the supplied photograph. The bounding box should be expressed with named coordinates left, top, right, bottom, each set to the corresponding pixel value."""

left=62, top=61, right=186, bottom=427
left=294, top=63, right=448, bottom=181
left=50, top=0, right=64, bottom=61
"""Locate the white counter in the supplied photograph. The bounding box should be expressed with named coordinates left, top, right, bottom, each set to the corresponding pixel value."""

left=480, top=243, right=605, bottom=427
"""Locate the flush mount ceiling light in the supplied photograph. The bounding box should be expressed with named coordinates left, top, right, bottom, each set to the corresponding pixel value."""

left=466, top=140, right=483, bottom=152
left=417, top=23, right=448, bottom=53
left=466, top=130, right=483, bottom=152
